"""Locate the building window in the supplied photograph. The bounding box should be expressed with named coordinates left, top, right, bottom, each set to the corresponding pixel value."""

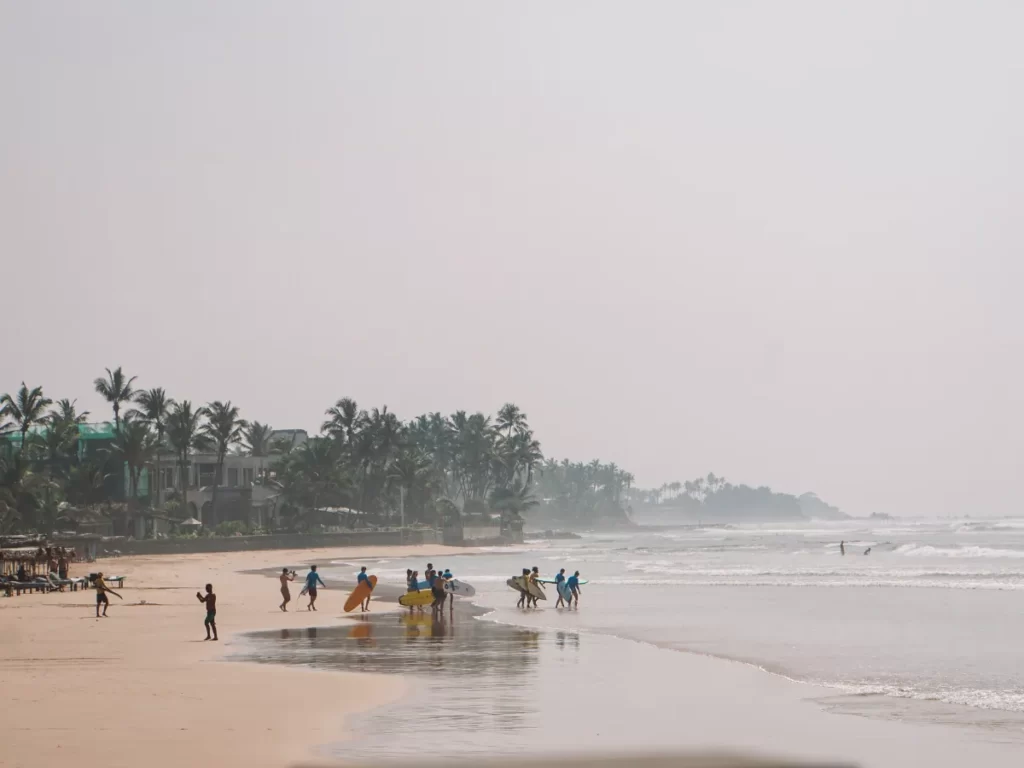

left=163, top=467, right=176, bottom=490
left=199, top=464, right=216, bottom=488
left=243, top=468, right=254, bottom=486
left=227, top=467, right=239, bottom=487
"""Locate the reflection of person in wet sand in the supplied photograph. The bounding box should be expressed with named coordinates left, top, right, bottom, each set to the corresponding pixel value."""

left=279, top=568, right=295, bottom=612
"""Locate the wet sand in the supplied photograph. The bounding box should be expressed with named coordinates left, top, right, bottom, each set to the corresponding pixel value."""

left=239, top=600, right=1024, bottom=768
left=0, top=544, right=468, bottom=768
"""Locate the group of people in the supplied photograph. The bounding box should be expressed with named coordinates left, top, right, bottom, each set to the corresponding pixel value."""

left=839, top=541, right=871, bottom=556
left=407, top=562, right=453, bottom=615
left=279, top=565, right=328, bottom=612
left=6, top=546, right=76, bottom=589
left=515, top=566, right=582, bottom=609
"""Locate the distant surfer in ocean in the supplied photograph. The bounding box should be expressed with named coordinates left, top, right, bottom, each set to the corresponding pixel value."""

left=567, top=570, right=582, bottom=608
left=864, top=547, right=872, bottom=556
left=554, top=568, right=567, bottom=608
left=840, top=541, right=845, bottom=556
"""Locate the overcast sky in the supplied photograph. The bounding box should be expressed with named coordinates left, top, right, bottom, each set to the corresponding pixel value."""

left=2, top=2, right=1022, bottom=517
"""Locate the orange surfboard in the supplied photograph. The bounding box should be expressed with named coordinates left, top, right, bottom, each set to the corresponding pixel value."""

left=343, top=575, right=377, bottom=612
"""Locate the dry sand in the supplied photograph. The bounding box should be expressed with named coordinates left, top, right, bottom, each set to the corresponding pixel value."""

left=0, top=545, right=467, bottom=768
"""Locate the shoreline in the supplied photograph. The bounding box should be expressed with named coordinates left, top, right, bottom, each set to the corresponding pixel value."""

left=0, top=544, right=470, bottom=768
left=234, top=583, right=1024, bottom=768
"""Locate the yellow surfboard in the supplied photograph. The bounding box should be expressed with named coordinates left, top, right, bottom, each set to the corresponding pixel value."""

left=398, top=589, right=435, bottom=607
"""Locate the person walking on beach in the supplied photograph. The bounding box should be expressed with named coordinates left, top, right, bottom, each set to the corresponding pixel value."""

left=305, top=565, right=326, bottom=611
left=516, top=568, right=530, bottom=609
left=431, top=570, right=447, bottom=616
left=408, top=569, right=424, bottom=613
left=196, top=583, right=218, bottom=641
left=357, top=566, right=374, bottom=612
left=554, top=568, right=567, bottom=608
left=279, top=568, right=295, bottom=612
left=94, top=571, right=122, bottom=617
left=528, top=566, right=543, bottom=608
left=567, top=570, right=582, bottom=608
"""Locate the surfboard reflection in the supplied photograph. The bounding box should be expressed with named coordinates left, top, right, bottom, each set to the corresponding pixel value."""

left=239, top=602, right=564, bottom=749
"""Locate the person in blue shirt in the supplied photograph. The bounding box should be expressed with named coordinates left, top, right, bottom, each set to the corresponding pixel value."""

left=567, top=571, right=582, bottom=608
left=357, top=566, right=373, bottom=612
left=554, top=568, right=567, bottom=608
left=443, top=569, right=452, bottom=580
left=305, top=565, right=326, bottom=611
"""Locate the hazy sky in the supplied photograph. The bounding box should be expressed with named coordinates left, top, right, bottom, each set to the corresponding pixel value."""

left=2, top=2, right=1023, bottom=517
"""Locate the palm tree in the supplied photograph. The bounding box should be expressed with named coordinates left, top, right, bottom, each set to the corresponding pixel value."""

left=242, top=421, right=274, bottom=457
left=0, top=383, right=52, bottom=471
left=93, top=366, right=137, bottom=433
left=496, top=403, right=528, bottom=438
left=51, top=398, right=90, bottom=426
left=132, top=388, right=175, bottom=509
left=322, top=398, right=362, bottom=445
left=165, top=401, right=209, bottom=522
left=110, top=416, right=158, bottom=501
left=489, top=485, right=539, bottom=532
left=109, top=415, right=158, bottom=534
left=201, top=401, right=247, bottom=526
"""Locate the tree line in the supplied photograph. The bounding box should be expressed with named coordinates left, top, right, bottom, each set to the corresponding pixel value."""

left=629, top=473, right=847, bottom=521
left=0, top=369, right=634, bottom=535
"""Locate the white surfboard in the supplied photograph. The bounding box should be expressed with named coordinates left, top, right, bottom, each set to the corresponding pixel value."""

left=443, top=578, right=476, bottom=597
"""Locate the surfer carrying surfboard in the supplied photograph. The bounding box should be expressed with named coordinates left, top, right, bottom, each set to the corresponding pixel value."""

left=516, top=568, right=530, bottom=608
left=567, top=570, right=582, bottom=608
left=357, top=566, right=373, bottom=612
left=554, top=568, right=567, bottom=608
left=528, top=566, right=543, bottom=608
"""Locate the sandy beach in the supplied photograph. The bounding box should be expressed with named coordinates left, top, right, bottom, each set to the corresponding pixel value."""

left=0, top=545, right=466, bottom=768
left=6, top=540, right=1024, bottom=768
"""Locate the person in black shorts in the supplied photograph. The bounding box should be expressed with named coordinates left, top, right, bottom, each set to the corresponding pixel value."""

left=94, top=572, right=122, bottom=617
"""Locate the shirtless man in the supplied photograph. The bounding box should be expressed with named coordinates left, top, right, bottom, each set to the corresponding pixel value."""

left=93, top=571, right=122, bottom=617
left=196, top=583, right=218, bottom=640
left=279, top=568, right=295, bottom=611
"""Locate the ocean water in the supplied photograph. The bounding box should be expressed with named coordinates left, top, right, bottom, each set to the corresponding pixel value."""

left=323, top=519, right=1024, bottom=718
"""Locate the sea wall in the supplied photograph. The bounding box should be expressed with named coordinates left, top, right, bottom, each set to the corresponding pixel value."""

left=101, top=529, right=443, bottom=557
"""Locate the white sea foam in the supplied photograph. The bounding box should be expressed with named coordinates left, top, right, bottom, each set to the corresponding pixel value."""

left=895, top=544, right=1024, bottom=558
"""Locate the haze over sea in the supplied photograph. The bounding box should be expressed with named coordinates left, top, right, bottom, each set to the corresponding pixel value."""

left=241, top=518, right=1024, bottom=763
